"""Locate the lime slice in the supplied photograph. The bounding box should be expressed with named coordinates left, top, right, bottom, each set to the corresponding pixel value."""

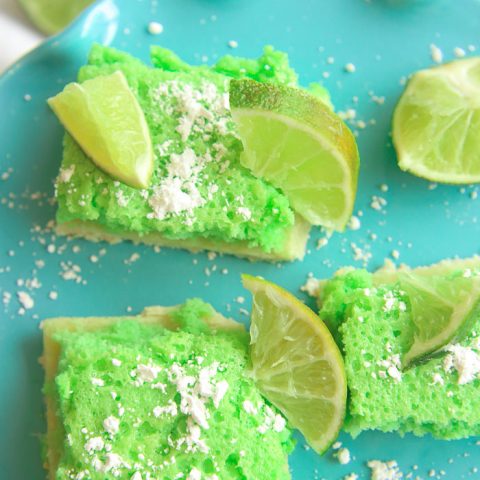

left=48, top=71, right=153, bottom=189
left=393, top=57, right=480, bottom=183
left=230, top=79, right=359, bottom=231
left=400, top=271, right=480, bottom=366
left=242, top=274, right=347, bottom=453
left=19, top=0, right=93, bottom=35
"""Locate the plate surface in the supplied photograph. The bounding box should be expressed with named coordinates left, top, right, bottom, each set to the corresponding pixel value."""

left=1, top=0, right=480, bottom=478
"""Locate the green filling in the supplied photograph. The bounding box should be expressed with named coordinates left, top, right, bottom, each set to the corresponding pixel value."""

left=52, top=300, right=293, bottom=479
left=55, top=44, right=321, bottom=253
left=319, top=269, right=480, bottom=439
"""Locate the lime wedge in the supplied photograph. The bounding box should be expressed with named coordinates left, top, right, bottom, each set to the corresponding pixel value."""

left=230, top=79, right=359, bottom=231
left=242, top=274, right=347, bottom=453
left=48, top=71, right=153, bottom=189
left=400, top=271, right=480, bottom=366
left=19, top=0, right=93, bottom=35
left=393, top=57, right=480, bottom=183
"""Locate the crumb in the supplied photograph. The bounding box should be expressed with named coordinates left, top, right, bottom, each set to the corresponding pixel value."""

left=345, top=63, right=356, bottom=73
left=370, top=195, right=387, bottom=211
left=368, top=460, right=403, bottom=480
left=227, top=40, right=238, bottom=49
left=49, top=291, right=58, bottom=301
left=17, top=291, right=34, bottom=310
left=336, top=447, right=351, bottom=465
left=300, top=274, right=320, bottom=298
left=430, top=43, right=443, bottom=63
left=317, top=237, right=329, bottom=249
left=147, top=21, right=163, bottom=35
left=124, top=253, right=140, bottom=265
left=453, top=47, right=466, bottom=58
left=348, top=215, right=361, bottom=231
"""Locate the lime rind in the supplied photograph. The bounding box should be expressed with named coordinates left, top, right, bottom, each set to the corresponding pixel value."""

left=242, top=274, right=347, bottom=453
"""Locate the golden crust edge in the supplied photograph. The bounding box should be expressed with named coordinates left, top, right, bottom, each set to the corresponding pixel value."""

left=54, top=214, right=311, bottom=262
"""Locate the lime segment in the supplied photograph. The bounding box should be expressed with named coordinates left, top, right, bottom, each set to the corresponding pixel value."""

left=19, top=0, right=93, bottom=34
left=48, top=71, right=154, bottom=189
left=393, top=57, right=480, bottom=184
left=242, top=274, right=347, bottom=453
left=400, top=271, right=480, bottom=366
left=230, top=79, right=359, bottom=231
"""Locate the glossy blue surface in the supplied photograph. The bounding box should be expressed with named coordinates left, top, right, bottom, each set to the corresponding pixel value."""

left=1, top=0, right=480, bottom=478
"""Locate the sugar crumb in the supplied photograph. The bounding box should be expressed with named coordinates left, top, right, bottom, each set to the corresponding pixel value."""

left=345, top=63, right=356, bottom=73
left=300, top=274, right=320, bottom=298
left=17, top=291, right=34, bottom=310
left=430, top=43, right=443, bottom=63
left=147, top=21, right=163, bottom=35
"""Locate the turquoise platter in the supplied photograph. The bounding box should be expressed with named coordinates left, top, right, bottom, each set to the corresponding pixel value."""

left=1, top=0, right=480, bottom=478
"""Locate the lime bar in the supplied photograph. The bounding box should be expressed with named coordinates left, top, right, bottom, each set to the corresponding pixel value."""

left=42, top=300, right=293, bottom=479
left=52, top=45, right=322, bottom=261
left=318, top=257, right=480, bottom=439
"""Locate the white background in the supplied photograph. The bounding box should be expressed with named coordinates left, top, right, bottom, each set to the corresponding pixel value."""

left=0, top=0, right=44, bottom=72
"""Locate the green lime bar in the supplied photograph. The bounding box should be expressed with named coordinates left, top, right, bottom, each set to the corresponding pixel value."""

left=42, top=299, right=293, bottom=479
left=54, top=44, right=317, bottom=260
left=319, top=258, right=480, bottom=439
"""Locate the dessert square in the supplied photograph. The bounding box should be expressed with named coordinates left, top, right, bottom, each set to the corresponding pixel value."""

left=319, top=259, right=480, bottom=439
left=42, top=300, right=293, bottom=479
left=54, top=45, right=311, bottom=261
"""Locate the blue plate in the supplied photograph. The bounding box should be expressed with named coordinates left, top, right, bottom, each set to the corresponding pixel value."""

left=1, top=0, right=480, bottom=478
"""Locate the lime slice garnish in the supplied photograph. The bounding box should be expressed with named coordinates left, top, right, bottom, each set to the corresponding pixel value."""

left=19, top=0, right=93, bottom=35
left=242, top=274, right=347, bottom=453
left=230, top=79, right=359, bottom=231
left=393, top=57, right=480, bottom=184
left=48, top=71, right=154, bottom=189
left=400, top=271, right=480, bottom=366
